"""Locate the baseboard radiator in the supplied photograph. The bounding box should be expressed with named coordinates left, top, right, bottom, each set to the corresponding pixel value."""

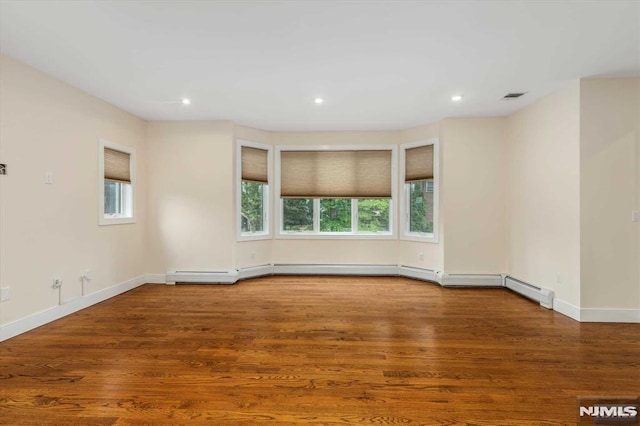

left=272, top=264, right=399, bottom=276
left=504, top=276, right=554, bottom=309
left=439, top=273, right=503, bottom=288
left=166, top=270, right=239, bottom=285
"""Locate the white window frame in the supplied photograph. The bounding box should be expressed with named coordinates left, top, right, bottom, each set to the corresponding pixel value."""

left=98, top=139, right=135, bottom=226
left=237, top=140, right=272, bottom=241
left=275, top=145, right=397, bottom=240
left=399, top=139, right=439, bottom=243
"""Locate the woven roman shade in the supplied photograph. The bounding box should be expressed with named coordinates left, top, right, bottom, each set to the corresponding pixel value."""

left=104, top=148, right=131, bottom=183
left=280, top=150, right=392, bottom=198
left=241, top=146, right=268, bottom=183
left=405, top=145, right=433, bottom=182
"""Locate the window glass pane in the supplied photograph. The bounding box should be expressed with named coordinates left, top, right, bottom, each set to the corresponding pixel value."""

left=409, top=180, right=433, bottom=233
left=357, top=199, right=390, bottom=232
left=104, top=181, right=120, bottom=215
left=241, top=181, right=264, bottom=233
left=320, top=199, right=351, bottom=232
left=283, top=198, right=313, bottom=231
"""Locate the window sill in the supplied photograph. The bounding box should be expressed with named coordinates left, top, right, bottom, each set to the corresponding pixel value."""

left=276, top=232, right=396, bottom=240
left=401, top=233, right=438, bottom=243
left=99, top=216, right=136, bottom=226
left=238, top=232, right=272, bottom=242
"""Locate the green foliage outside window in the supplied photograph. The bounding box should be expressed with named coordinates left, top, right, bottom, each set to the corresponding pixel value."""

left=409, top=180, right=433, bottom=233
left=283, top=198, right=313, bottom=231
left=241, top=181, right=264, bottom=233
left=320, top=199, right=351, bottom=232
left=357, top=199, right=390, bottom=232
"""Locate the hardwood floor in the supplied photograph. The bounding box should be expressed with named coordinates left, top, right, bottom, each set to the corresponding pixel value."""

left=1, top=276, right=639, bottom=425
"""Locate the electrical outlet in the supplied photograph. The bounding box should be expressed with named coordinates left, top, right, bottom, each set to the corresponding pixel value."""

left=52, top=278, right=62, bottom=289
left=81, top=269, right=92, bottom=281
left=45, top=172, right=53, bottom=184
left=0, top=287, right=10, bottom=302
left=632, top=210, right=640, bottom=223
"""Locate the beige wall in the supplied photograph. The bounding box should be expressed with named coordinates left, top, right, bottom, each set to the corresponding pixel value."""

left=146, top=121, right=235, bottom=273
left=0, top=54, right=148, bottom=325
left=580, top=78, right=640, bottom=309
left=506, top=81, right=581, bottom=306
left=440, top=118, right=507, bottom=274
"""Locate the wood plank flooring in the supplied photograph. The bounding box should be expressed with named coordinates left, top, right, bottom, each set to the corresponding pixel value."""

left=1, top=276, right=639, bottom=425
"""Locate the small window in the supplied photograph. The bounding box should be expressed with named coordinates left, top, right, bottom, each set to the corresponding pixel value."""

left=99, top=139, right=135, bottom=225
left=238, top=141, right=272, bottom=240
left=401, top=140, right=438, bottom=241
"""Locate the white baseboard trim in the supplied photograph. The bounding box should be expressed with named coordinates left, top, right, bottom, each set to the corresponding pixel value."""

left=580, top=308, right=640, bottom=323
left=398, top=265, right=439, bottom=283
left=165, top=270, right=239, bottom=285
left=553, top=299, right=640, bottom=323
left=237, top=264, right=274, bottom=280
left=272, top=264, right=399, bottom=276
left=0, top=274, right=147, bottom=342
left=552, top=298, right=581, bottom=321
left=439, top=273, right=503, bottom=288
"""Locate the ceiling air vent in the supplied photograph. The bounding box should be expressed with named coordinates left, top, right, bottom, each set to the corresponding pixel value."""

left=502, top=92, right=526, bottom=100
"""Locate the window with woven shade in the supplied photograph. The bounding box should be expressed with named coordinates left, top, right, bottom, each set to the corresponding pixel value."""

left=238, top=141, right=272, bottom=239
left=401, top=140, right=438, bottom=241
left=278, top=147, right=395, bottom=237
left=99, top=139, right=135, bottom=225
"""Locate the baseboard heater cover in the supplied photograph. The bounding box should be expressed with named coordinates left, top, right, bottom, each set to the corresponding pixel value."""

left=440, top=273, right=503, bottom=288
left=398, top=266, right=439, bottom=283
left=504, top=276, right=554, bottom=309
left=166, top=270, right=239, bottom=285
left=272, top=264, right=399, bottom=276
left=237, top=264, right=274, bottom=280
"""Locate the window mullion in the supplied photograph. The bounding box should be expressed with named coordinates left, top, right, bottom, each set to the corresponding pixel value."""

left=313, top=199, right=320, bottom=233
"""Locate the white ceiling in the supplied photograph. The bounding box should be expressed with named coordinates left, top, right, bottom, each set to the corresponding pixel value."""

left=1, top=1, right=638, bottom=131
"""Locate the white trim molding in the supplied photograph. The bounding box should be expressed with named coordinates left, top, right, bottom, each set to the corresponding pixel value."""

left=0, top=274, right=147, bottom=342
left=552, top=299, right=640, bottom=323
left=580, top=308, right=640, bottom=323
left=552, top=298, right=581, bottom=321
left=439, top=273, right=503, bottom=288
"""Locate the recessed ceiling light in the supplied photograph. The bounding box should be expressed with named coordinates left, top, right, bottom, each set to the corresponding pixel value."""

left=314, top=98, right=324, bottom=104
left=181, top=98, right=191, bottom=105
left=451, top=94, right=463, bottom=102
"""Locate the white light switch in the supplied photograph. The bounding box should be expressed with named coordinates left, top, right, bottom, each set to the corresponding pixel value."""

left=633, top=210, right=640, bottom=223
left=45, top=172, right=53, bottom=184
